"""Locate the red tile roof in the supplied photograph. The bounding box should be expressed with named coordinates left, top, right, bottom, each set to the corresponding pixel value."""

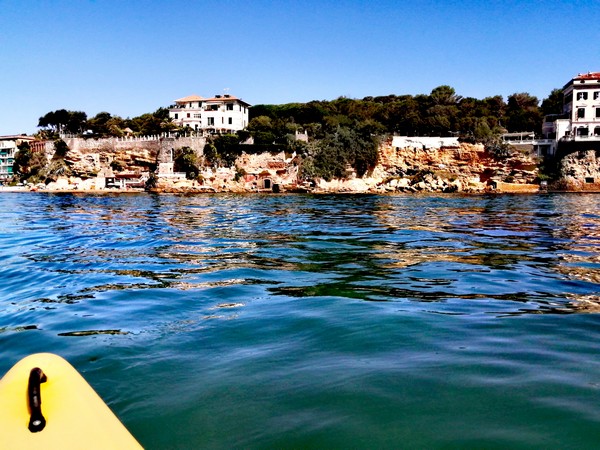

left=203, top=95, right=251, bottom=106
left=174, top=95, right=204, bottom=103
left=574, top=72, right=600, bottom=80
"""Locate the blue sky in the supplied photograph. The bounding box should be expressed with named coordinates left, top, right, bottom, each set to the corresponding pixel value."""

left=1, top=0, right=598, bottom=135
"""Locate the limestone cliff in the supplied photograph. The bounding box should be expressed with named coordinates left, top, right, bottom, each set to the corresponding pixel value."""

left=554, top=149, right=600, bottom=191
left=313, top=139, right=539, bottom=193
left=33, top=135, right=540, bottom=193
left=61, top=137, right=160, bottom=177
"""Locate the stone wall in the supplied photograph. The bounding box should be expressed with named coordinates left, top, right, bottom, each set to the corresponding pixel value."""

left=59, top=136, right=206, bottom=178
left=157, top=137, right=206, bottom=164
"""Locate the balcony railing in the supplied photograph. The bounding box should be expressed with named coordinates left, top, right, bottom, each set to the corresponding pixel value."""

left=560, top=134, right=600, bottom=142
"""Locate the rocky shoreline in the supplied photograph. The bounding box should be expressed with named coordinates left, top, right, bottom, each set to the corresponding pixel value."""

left=5, top=135, right=578, bottom=195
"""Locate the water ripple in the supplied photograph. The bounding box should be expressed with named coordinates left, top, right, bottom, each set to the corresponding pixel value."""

left=3, top=193, right=600, bottom=448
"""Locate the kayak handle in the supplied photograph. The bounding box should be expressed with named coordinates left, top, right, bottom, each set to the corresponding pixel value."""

left=28, top=367, right=47, bottom=432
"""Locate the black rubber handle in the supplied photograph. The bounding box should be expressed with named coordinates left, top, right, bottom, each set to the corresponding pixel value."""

left=28, top=367, right=47, bottom=432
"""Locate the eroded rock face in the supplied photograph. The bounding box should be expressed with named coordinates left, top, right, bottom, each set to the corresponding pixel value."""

left=556, top=150, right=600, bottom=191
left=40, top=136, right=540, bottom=193
left=61, top=137, right=159, bottom=178
left=314, top=139, right=539, bottom=193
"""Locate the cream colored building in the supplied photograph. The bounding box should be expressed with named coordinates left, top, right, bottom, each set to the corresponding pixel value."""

left=169, top=94, right=250, bottom=134
left=0, top=135, right=35, bottom=181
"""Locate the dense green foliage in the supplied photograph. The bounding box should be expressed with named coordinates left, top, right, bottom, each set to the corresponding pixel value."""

left=53, top=139, right=69, bottom=158
left=38, top=110, right=88, bottom=135
left=301, top=127, right=379, bottom=181
left=249, top=86, right=557, bottom=139
left=241, top=85, right=562, bottom=180
left=12, top=140, right=70, bottom=185
left=173, top=146, right=201, bottom=179
left=12, top=141, right=33, bottom=176
left=38, top=108, right=175, bottom=137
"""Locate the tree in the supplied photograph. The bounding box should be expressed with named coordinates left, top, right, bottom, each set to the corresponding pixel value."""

left=65, top=111, right=87, bottom=134
left=88, top=112, right=113, bottom=136
left=247, top=115, right=276, bottom=145
left=173, top=147, right=200, bottom=178
left=53, top=139, right=69, bottom=158
left=12, top=141, right=32, bottom=175
left=506, top=93, right=542, bottom=133
left=430, top=85, right=462, bottom=106
left=127, top=108, right=175, bottom=136
left=213, top=134, right=242, bottom=167
left=38, top=109, right=87, bottom=134
left=541, top=88, right=564, bottom=117
left=301, top=125, right=378, bottom=181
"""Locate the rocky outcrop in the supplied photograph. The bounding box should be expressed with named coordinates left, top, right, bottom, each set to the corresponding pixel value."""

left=313, top=139, right=539, bottom=194
left=28, top=135, right=541, bottom=194
left=554, top=149, right=600, bottom=191
left=61, top=137, right=160, bottom=178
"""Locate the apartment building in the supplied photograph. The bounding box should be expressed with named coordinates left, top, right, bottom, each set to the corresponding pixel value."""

left=0, top=135, right=35, bottom=181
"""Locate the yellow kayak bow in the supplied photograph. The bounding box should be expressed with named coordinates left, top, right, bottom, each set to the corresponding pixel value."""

left=0, top=353, right=142, bottom=449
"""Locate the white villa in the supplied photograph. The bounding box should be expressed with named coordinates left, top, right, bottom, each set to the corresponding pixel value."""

left=534, top=72, right=600, bottom=156
left=169, top=94, right=250, bottom=134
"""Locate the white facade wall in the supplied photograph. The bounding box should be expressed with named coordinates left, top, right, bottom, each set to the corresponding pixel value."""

left=563, top=75, right=600, bottom=137
left=392, top=136, right=459, bottom=149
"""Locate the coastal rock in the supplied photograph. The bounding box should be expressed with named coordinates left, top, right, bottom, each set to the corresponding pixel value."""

left=554, top=150, right=600, bottom=191
left=25, top=135, right=541, bottom=194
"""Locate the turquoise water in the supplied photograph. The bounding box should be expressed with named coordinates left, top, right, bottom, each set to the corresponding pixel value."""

left=2, top=192, right=600, bottom=448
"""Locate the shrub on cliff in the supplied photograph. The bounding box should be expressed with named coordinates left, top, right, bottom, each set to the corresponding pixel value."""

left=483, top=137, right=511, bottom=159
left=173, top=146, right=200, bottom=179
left=12, top=141, right=50, bottom=183
left=53, top=139, right=69, bottom=158
left=12, top=141, right=32, bottom=176
left=202, top=135, right=244, bottom=168
left=300, top=126, right=379, bottom=181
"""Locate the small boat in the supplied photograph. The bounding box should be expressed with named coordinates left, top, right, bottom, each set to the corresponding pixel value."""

left=0, top=353, right=142, bottom=449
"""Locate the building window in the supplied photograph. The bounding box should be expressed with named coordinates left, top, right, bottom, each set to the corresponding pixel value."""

left=226, top=103, right=234, bottom=111
left=597, top=108, right=600, bottom=118
left=207, top=117, right=214, bottom=126
left=595, top=126, right=600, bottom=136
left=595, top=92, right=600, bottom=100
left=586, top=177, right=595, bottom=183
left=194, top=114, right=201, bottom=118
left=174, top=113, right=178, bottom=119
left=577, top=92, right=588, bottom=100
left=187, top=113, right=190, bottom=118
left=577, top=108, right=585, bottom=119
left=228, top=117, right=233, bottom=125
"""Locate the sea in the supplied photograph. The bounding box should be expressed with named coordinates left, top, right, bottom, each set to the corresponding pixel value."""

left=1, top=192, right=600, bottom=449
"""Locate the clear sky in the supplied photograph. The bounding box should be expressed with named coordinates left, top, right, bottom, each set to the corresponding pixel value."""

left=1, top=0, right=598, bottom=135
